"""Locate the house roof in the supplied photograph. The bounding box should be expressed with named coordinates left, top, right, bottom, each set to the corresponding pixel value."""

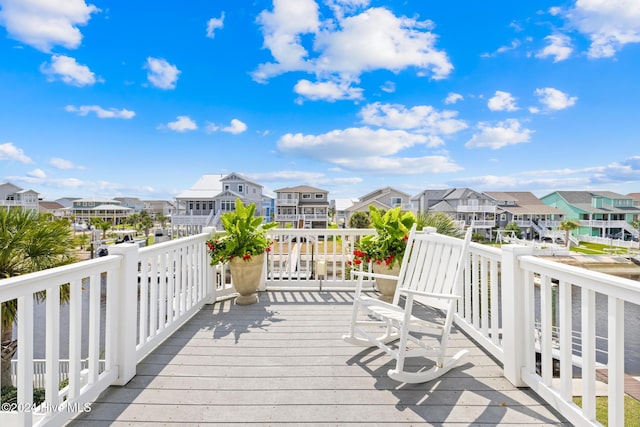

left=358, top=186, right=410, bottom=203
left=175, top=174, right=223, bottom=199
left=39, top=201, right=65, bottom=210
left=554, top=191, right=640, bottom=214
left=345, top=199, right=390, bottom=213
left=485, top=191, right=564, bottom=215
left=74, top=197, right=120, bottom=204
left=221, top=172, right=262, bottom=188
left=333, top=198, right=357, bottom=211
left=275, top=185, right=328, bottom=193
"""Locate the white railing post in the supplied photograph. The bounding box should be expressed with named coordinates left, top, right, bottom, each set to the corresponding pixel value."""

left=203, top=227, right=217, bottom=303
left=110, top=243, right=139, bottom=385
left=501, top=244, right=533, bottom=387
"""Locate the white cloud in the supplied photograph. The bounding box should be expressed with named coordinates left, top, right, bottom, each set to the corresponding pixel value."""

left=206, top=119, right=248, bottom=134
left=450, top=156, right=640, bottom=191
left=277, top=126, right=461, bottom=174
left=565, top=0, right=640, bottom=58
left=314, top=8, right=451, bottom=79
left=481, top=39, right=521, bottom=58
left=163, top=116, right=197, bottom=132
left=536, top=34, right=573, bottom=62
left=294, top=79, right=363, bottom=102
left=145, top=57, right=180, bottom=89
left=50, top=157, right=83, bottom=169
left=253, top=3, right=452, bottom=101
left=380, top=81, right=395, bottom=93
left=465, top=119, right=533, bottom=149
left=0, top=0, right=99, bottom=52
left=0, top=142, right=32, bottom=163
left=40, top=55, right=98, bottom=86
left=444, top=92, right=463, bottom=104
left=359, top=102, right=467, bottom=141
left=206, top=12, right=225, bottom=38
left=488, top=91, right=519, bottom=112
left=223, top=119, right=247, bottom=134
left=253, top=0, right=320, bottom=82
left=534, top=87, right=577, bottom=110
left=27, top=168, right=46, bottom=179
left=65, top=105, right=135, bottom=119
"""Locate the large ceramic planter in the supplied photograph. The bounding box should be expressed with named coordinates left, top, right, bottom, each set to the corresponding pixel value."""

left=229, top=253, right=265, bottom=305
left=374, top=263, right=401, bottom=303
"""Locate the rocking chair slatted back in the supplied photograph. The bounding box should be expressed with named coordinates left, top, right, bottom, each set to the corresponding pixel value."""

left=393, top=227, right=470, bottom=311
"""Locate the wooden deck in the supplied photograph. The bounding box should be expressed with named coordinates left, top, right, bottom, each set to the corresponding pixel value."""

left=69, top=291, right=570, bottom=426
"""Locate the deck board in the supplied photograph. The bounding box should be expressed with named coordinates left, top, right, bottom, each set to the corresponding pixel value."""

left=69, top=290, right=570, bottom=426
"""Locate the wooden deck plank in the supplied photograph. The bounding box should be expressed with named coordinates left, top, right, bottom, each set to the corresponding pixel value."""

left=69, top=291, right=570, bottom=426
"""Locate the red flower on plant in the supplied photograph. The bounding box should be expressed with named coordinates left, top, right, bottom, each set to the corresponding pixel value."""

left=243, top=253, right=251, bottom=261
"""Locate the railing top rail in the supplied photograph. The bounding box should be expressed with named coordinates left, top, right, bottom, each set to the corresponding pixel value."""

left=139, top=231, right=210, bottom=256
left=0, top=255, right=121, bottom=301
left=518, top=253, right=640, bottom=304
left=267, top=228, right=376, bottom=237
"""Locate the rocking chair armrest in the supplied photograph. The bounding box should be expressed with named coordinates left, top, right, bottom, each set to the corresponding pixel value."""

left=351, top=270, right=400, bottom=282
left=399, top=288, right=462, bottom=301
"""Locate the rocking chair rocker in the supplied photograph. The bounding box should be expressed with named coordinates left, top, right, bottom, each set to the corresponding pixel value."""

left=343, top=224, right=473, bottom=384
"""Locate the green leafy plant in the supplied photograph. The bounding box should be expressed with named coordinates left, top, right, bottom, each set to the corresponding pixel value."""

left=351, top=206, right=416, bottom=270
left=206, top=199, right=277, bottom=265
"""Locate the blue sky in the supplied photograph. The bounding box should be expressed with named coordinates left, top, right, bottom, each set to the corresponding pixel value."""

left=1, top=0, right=639, bottom=202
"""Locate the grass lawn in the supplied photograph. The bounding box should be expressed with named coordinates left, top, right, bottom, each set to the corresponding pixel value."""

left=573, top=395, right=640, bottom=427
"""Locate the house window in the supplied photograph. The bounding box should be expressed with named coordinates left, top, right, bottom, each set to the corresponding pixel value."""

left=302, top=194, right=311, bottom=199
left=238, top=185, right=243, bottom=193
left=500, top=214, right=506, bottom=221
left=224, top=185, right=229, bottom=191
left=315, top=193, right=324, bottom=199
left=391, top=197, right=402, bottom=207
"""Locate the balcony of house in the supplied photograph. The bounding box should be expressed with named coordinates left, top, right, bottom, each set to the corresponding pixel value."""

left=275, top=196, right=300, bottom=206
left=274, top=213, right=327, bottom=222
left=456, top=203, right=497, bottom=213
left=0, top=199, right=39, bottom=209
left=1, top=227, right=639, bottom=426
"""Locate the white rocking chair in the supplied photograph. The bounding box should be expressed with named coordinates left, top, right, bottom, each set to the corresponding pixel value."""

left=343, top=224, right=473, bottom=384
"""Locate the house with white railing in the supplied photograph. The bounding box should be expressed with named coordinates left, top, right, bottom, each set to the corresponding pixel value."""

left=0, top=182, right=39, bottom=212
left=172, top=173, right=265, bottom=233
left=66, top=197, right=132, bottom=225
left=485, top=191, right=565, bottom=240
left=541, top=191, right=640, bottom=240
left=343, top=187, right=412, bottom=224
left=1, top=226, right=639, bottom=426
left=412, top=187, right=497, bottom=235
left=274, top=185, right=330, bottom=228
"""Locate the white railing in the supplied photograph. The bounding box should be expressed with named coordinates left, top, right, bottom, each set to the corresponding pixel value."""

left=498, top=246, right=640, bottom=427
left=2, top=227, right=638, bottom=427
left=0, top=232, right=215, bottom=427
left=456, top=205, right=496, bottom=213
left=264, top=228, right=376, bottom=290
left=11, top=360, right=107, bottom=389
left=454, top=242, right=504, bottom=360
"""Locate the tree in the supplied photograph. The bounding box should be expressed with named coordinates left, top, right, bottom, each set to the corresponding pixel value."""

left=558, top=219, right=580, bottom=248
left=631, top=219, right=640, bottom=251
left=0, top=208, right=76, bottom=386
left=348, top=211, right=370, bottom=228
left=156, top=213, right=169, bottom=228
left=136, top=210, right=155, bottom=243
left=415, top=211, right=464, bottom=238
left=504, top=222, right=522, bottom=239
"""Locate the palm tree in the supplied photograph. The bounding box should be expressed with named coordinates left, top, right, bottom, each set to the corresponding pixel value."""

left=0, top=208, right=77, bottom=386
left=558, top=219, right=581, bottom=248
left=415, top=211, right=464, bottom=238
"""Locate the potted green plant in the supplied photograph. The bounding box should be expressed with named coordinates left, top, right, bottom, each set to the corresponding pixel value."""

left=206, top=198, right=277, bottom=305
left=351, top=205, right=416, bottom=301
